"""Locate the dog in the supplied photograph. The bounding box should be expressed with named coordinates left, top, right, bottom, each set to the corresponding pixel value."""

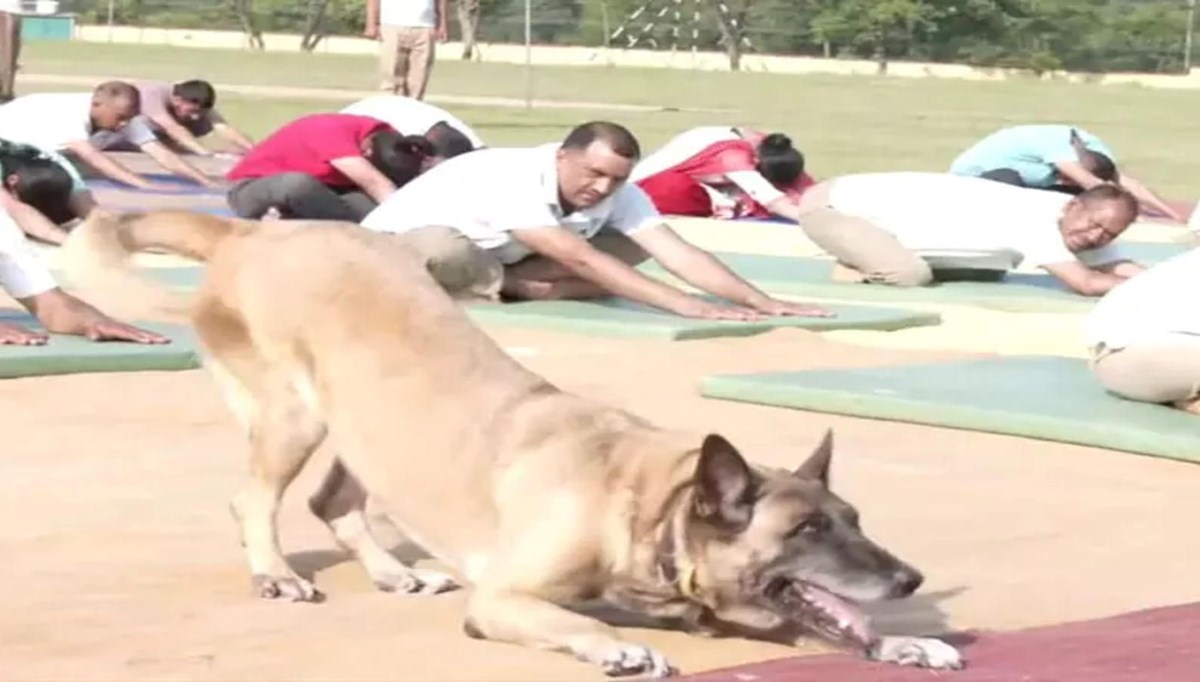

left=61, top=210, right=964, bottom=677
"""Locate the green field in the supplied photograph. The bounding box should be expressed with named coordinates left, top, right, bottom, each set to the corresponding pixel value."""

left=21, top=41, right=1200, bottom=197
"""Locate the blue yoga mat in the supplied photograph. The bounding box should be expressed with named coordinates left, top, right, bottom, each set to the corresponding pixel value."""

left=87, top=173, right=225, bottom=195
left=101, top=202, right=235, bottom=217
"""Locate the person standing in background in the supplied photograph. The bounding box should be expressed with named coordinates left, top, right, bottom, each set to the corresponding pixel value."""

left=0, top=8, right=19, bottom=103
left=364, top=0, right=448, bottom=100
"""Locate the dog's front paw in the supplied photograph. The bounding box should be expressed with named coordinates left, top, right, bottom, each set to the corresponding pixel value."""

left=252, top=573, right=323, bottom=603
left=581, top=643, right=677, bottom=678
left=374, top=568, right=459, bottom=595
left=869, top=636, right=964, bottom=670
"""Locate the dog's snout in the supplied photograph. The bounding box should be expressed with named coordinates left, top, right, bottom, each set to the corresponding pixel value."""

left=889, top=567, right=924, bottom=598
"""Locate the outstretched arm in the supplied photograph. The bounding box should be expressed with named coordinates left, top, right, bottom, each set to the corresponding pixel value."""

left=21, top=288, right=169, bottom=343
left=64, top=140, right=157, bottom=190
left=139, top=139, right=223, bottom=189
left=628, top=223, right=830, bottom=317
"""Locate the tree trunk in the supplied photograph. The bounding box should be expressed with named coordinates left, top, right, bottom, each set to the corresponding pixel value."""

left=457, top=0, right=481, bottom=60
left=230, top=0, right=265, bottom=50
left=873, top=27, right=887, bottom=74
left=300, top=0, right=333, bottom=52
left=707, top=0, right=745, bottom=71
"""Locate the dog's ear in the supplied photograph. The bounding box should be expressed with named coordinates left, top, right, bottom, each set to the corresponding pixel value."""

left=693, top=434, right=754, bottom=531
left=794, top=429, right=833, bottom=488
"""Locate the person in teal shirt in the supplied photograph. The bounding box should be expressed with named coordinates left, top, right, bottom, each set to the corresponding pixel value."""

left=950, top=125, right=1185, bottom=223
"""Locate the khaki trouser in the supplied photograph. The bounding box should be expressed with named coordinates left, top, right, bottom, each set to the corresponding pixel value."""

left=796, top=180, right=933, bottom=287
left=396, top=226, right=647, bottom=302
left=1090, top=336, right=1200, bottom=405
left=380, top=26, right=436, bottom=99
left=0, top=11, right=20, bottom=103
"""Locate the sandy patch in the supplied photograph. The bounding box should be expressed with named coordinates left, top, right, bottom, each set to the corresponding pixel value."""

left=2, top=324, right=1199, bottom=681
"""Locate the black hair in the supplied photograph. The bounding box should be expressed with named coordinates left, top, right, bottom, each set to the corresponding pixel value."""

left=561, top=121, right=640, bottom=160
left=1077, top=182, right=1138, bottom=217
left=755, top=133, right=804, bottom=186
left=172, top=79, right=217, bottom=109
left=0, top=140, right=73, bottom=222
left=366, top=130, right=435, bottom=187
left=425, top=121, right=475, bottom=159
left=1082, top=151, right=1118, bottom=182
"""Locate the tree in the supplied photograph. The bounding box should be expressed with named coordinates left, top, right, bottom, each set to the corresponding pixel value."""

left=300, top=0, right=334, bottom=51
left=229, top=0, right=266, bottom=50
left=708, top=0, right=753, bottom=70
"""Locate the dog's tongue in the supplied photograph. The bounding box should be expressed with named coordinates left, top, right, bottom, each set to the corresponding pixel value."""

left=800, top=584, right=876, bottom=647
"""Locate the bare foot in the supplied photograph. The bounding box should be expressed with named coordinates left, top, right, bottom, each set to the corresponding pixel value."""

left=1172, top=398, right=1200, bottom=415
left=830, top=261, right=867, bottom=283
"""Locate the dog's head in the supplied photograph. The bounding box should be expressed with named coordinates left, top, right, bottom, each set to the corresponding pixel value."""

left=679, top=430, right=920, bottom=651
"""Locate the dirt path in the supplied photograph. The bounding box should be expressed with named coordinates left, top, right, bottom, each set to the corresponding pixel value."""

left=3, top=324, right=1199, bottom=681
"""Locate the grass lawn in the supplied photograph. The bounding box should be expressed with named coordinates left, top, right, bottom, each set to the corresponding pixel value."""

left=20, top=41, right=1200, bottom=197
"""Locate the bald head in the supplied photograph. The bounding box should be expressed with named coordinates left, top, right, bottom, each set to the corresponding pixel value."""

left=1059, top=183, right=1139, bottom=253
left=90, top=80, right=141, bottom=132
left=1077, top=183, right=1138, bottom=218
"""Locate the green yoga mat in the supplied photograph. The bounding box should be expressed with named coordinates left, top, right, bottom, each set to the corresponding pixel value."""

left=700, top=355, right=1200, bottom=462
left=137, top=268, right=939, bottom=340
left=0, top=313, right=202, bottom=379
left=639, top=246, right=1189, bottom=314
left=465, top=298, right=939, bottom=340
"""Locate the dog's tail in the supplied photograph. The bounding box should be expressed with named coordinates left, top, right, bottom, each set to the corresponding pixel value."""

left=65, top=209, right=256, bottom=265
left=58, top=209, right=261, bottom=319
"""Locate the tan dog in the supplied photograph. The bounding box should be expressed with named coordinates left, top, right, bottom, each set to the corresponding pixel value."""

left=62, top=210, right=963, bottom=678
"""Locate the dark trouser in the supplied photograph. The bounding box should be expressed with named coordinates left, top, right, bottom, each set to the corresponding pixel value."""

left=227, top=173, right=376, bottom=222
left=978, top=168, right=1083, bottom=196
left=0, top=11, right=20, bottom=103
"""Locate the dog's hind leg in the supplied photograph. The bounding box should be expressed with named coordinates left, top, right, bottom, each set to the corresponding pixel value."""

left=308, top=459, right=458, bottom=595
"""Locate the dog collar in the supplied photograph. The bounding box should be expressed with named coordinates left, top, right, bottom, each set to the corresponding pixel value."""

left=657, top=527, right=700, bottom=600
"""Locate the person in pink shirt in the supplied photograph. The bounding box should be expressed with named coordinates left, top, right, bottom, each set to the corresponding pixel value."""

left=225, top=113, right=435, bottom=222
left=631, top=126, right=816, bottom=223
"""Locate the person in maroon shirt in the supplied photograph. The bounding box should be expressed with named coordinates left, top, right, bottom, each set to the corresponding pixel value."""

left=225, top=113, right=434, bottom=222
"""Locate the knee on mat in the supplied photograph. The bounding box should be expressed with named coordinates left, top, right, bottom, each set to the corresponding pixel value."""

left=890, top=260, right=934, bottom=287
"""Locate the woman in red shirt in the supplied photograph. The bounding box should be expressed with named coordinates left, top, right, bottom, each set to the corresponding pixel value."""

left=226, top=113, right=434, bottom=222
left=631, top=127, right=815, bottom=223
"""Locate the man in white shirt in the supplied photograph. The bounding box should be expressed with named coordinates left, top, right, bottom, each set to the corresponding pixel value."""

left=362, top=121, right=829, bottom=320
left=0, top=203, right=168, bottom=345
left=0, top=82, right=221, bottom=192
left=342, top=94, right=483, bottom=157
left=364, top=0, right=448, bottom=100
left=1084, top=247, right=1200, bottom=414
left=795, top=172, right=1143, bottom=295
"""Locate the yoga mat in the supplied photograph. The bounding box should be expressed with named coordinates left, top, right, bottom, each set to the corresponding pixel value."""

left=86, top=173, right=225, bottom=195
left=701, top=355, right=1200, bottom=462
left=0, top=312, right=201, bottom=378
left=640, top=254, right=1095, bottom=313
left=103, top=204, right=235, bottom=218
left=680, top=601, right=1200, bottom=682
left=464, top=298, right=939, bottom=340
left=136, top=268, right=940, bottom=339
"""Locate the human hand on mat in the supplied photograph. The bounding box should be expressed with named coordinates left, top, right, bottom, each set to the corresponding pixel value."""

left=0, top=322, right=49, bottom=345
left=81, top=319, right=171, bottom=345
left=676, top=297, right=766, bottom=321
left=750, top=298, right=835, bottom=318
